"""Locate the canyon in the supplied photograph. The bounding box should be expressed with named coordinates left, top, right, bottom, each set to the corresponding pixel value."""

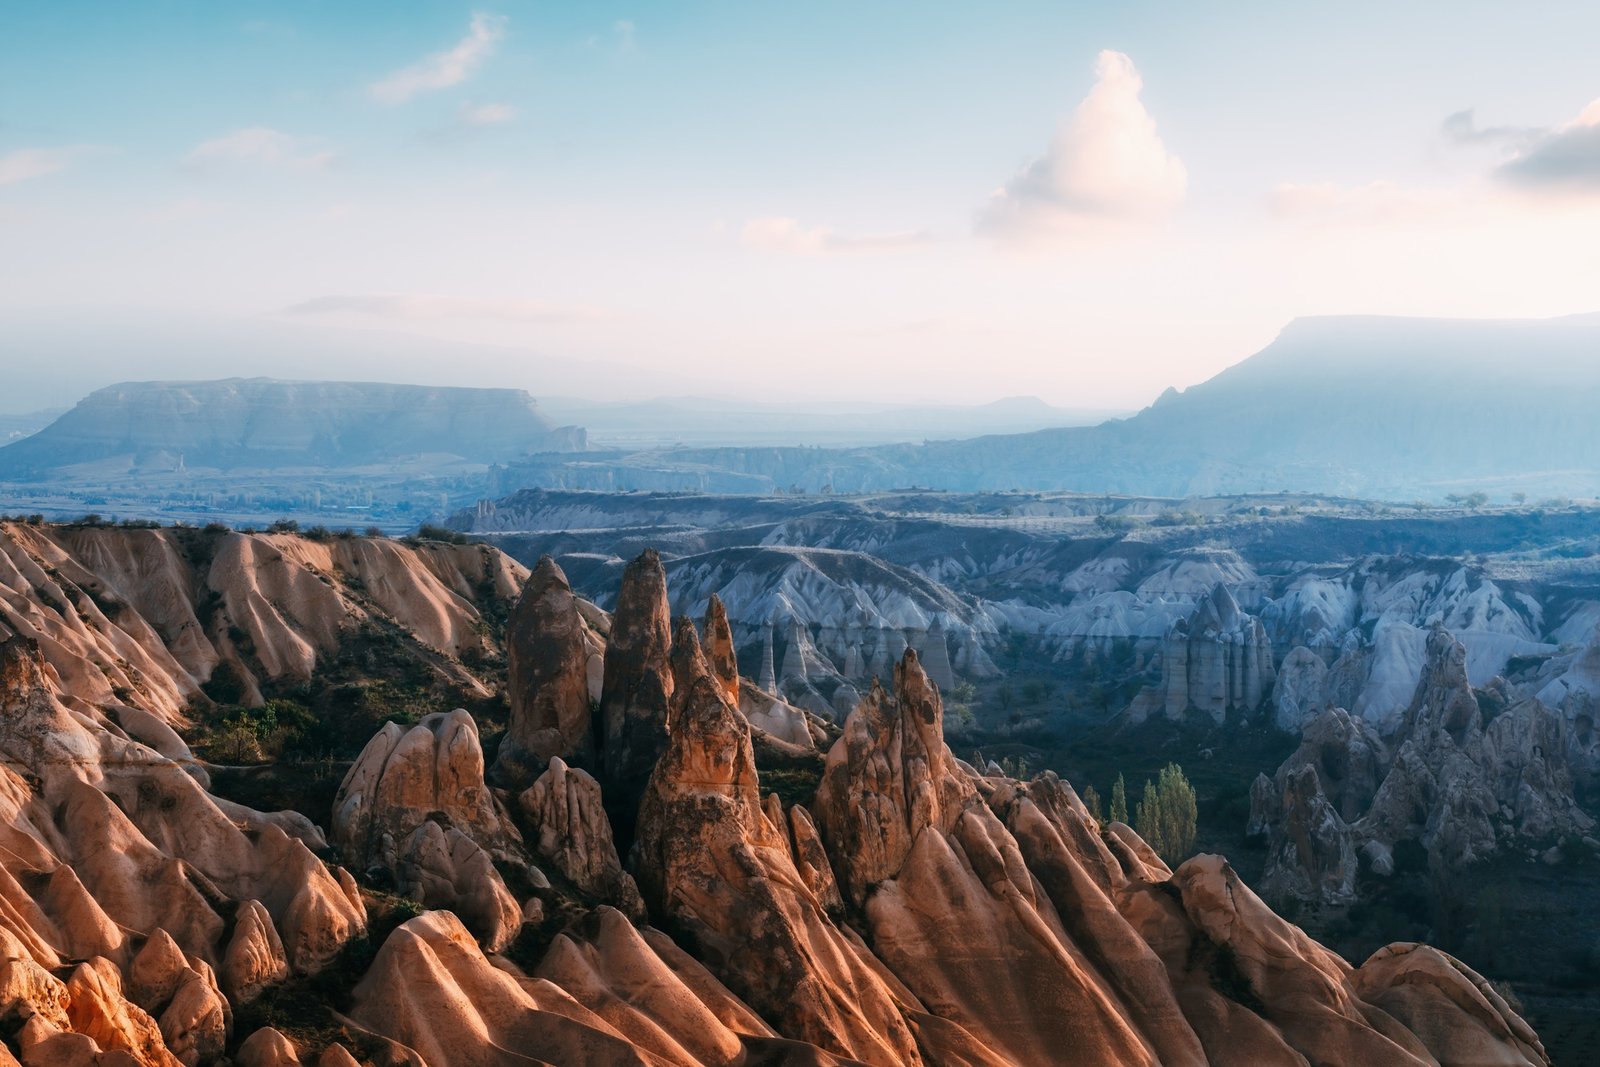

left=0, top=518, right=1561, bottom=1064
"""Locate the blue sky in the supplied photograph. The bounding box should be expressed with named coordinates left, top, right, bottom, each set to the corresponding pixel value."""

left=4, top=1, right=1600, bottom=409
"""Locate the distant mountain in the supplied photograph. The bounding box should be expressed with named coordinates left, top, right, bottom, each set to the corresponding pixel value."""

left=535, top=393, right=1120, bottom=449
left=493, top=313, right=1600, bottom=500
left=0, top=408, right=65, bottom=445
left=0, top=378, right=586, bottom=477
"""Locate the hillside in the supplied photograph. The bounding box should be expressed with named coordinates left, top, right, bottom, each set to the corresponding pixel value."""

left=0, top=378, right=586, bottom=477
left=0, top=519, right=1556, bottom=1065
left=490, top=313, right=1600, bottom=500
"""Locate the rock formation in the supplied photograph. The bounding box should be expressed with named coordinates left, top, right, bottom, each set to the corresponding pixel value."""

left=1252, top=628, right=1593, bottom=903
left=701, top=594, right=740, bottom=708
left=595, top=549, right=675, bottom=833
left=0, top=633, right=365, bottom=1064
left=0, top=523, right=1559, bottom=1066
left=634, top=643, right=926, bottom=1064
left=1272, top=644, right=1331, bottom=731
left=518, top=757, right=645, bottom=920
left=493, top=555, right=604, bottom=785
left=332, top=710, right=525, bottom=948
left=1127, top=583, right=1276, bottom=724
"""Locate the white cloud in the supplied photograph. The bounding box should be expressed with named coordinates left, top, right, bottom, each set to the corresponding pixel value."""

left=740, top=216, right=931, bottom=255
left=282, top=293, right=605, bottom=322
left=184, top=127, right=334, bottom=170
left=0, top=146, right=84, bottom=187
left=368, top=13, right=507, bottom=104
left=458, top=101, right=517, bottom=127
left=1496, top=99, right=1600, bottom=194
left=979, top=50, right=1186, bottom=239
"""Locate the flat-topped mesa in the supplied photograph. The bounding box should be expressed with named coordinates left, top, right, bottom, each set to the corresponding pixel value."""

left=596, top=549, right=675, bottom=837
left=492, top=555, right=600, bottom=787
left=702, top=594, right=740, bottom=709
left=813, top=648, right=974, bottom=906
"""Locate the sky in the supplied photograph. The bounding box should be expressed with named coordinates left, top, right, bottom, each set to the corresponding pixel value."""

left=3, top=1, right=1600, bottom=412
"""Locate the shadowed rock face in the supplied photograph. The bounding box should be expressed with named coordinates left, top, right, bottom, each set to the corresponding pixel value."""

left=812, top=650, right=972, bottom=907
left=596, top=549, right=675, bottom=840
left=494, top=555, right=602, bottom=786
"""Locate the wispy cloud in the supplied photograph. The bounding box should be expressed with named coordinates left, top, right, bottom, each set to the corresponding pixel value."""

left=979, top=50, right=1186, bottom=240
left=1496, top=100, right=1600, bottom=195
left=1440, top=109, right=1539, bottom=149
left=368, top=13, right=507, bottom=104
left=282, top=293, right=605, bottom=322
left=146, top=197, right=226, bottom=223
left=0, top=146, right=90, bottom=187
left=739, top=217, right=932, bottom=255
left=457, top=101, right=517, bottom=127
left=588, top=19, right=638, bottom=52
left=1268, top=180, right=1474, bottom=226
left=184, top=127, right=335, bottom=171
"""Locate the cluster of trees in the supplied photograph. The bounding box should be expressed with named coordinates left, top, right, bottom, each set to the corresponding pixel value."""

left=1081, top=763, right=1198, bottom=865
left=207, top=700, right=329, bottom=764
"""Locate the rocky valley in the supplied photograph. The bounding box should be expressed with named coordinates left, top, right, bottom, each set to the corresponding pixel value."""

left=15, top=4, right=1600, bottom=1062
left=0, top=514, right=1570, bottom=1064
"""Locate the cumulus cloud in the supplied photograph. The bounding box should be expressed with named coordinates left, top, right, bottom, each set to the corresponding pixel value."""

left=457, top=101, right=517, bottom=127
left=739, top=217, right=932, bottom=255
left=282, top=293, right=604, bottom=322
left=0, top=146, right=81, bottom=186
left=1496, top=100, right=1600, bottom=194
left=979, top=50, right=1186, bottom=239
left=184, top=127, right=334, bottom=170
left=368, top=13, right=507, bottom=104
